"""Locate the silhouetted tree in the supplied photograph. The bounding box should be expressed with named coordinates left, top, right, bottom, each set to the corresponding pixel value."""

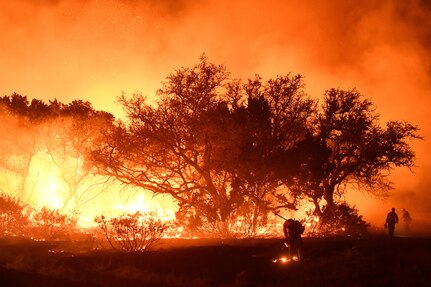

left=223, top=75, right=316, bottom=234
left=92, top=56, right=243, bottom=237
left=305, top=89, right=421, bottom=218
left=90, top=57, right=318, bottom=237
left=0, top=95, right=115, bottom=214
left=0, top=94, right=43, bottom=199
left=43, top=100, right=115, bottom=210
left=90, top=57, right=421, bottom=237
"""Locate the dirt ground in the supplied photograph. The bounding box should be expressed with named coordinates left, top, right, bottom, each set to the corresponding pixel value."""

left=0, top=235, right=430, bottom=287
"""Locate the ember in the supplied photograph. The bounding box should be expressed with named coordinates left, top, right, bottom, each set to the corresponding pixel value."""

left=272, top=256, right=289, bottom=264
left=272, top=255, right=300, bottom=264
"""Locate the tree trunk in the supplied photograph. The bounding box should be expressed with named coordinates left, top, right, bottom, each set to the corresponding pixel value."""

left=322, top=185, right=335, bottom=223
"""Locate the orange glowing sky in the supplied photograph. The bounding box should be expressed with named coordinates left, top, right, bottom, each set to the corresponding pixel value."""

left=1, top=0, right=431, bottom=232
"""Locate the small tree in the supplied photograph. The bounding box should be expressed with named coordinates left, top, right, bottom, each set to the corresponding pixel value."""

left=94, top=211, right=169, bottom=252
left=90, top=57, right=315, bottom=237
left=313, top=89, right=421, bottom=216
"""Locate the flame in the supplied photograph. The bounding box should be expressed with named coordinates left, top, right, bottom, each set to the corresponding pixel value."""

left=1, top=149, right=177, bottom=229
left=1, top=149, right=347, bottom=238
left=77, top=191, right=177, bottom=228
left=28, top=154, right=66, bottom=210
left=272, top=256, right=290, bottom=264
left=272, top=255, right=300, bottom=264
left=111, top=193, right=176, bottom=222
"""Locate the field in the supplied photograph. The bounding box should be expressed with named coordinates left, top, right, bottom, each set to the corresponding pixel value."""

left=0, top=235, right=430, bottom=287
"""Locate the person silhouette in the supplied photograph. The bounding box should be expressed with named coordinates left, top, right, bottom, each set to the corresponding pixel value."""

left=384, top=208, right=399, bottom=238
left=402, top=208, right=412, bottom=232
left=283, top=218, right=305, bottom=260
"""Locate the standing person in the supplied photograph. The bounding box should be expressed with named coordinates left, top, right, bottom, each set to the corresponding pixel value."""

left=384, top=208, right=399, bottom=238
left=283, top=218, right=305, bottom=260
left=402, top=208, right=412, bottom=232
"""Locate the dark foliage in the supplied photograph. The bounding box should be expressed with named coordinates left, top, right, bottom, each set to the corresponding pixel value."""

left=94, top=212, right=169, bottom=252
left=319, top=202, right=370, bottom=236
left=0, top=192, right=29, bottom=237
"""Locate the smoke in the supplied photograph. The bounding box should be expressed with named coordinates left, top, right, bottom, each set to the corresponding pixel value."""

left=1, top=0, right=430, bottom=232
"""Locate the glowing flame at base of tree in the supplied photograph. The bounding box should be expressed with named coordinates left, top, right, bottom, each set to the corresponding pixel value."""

left=0, top=149, right=371, bottom=239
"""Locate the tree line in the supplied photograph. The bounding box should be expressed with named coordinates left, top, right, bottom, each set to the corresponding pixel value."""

left=0, top=94, right=114, bottom=212
left=0, top=56, right=421, bottom=238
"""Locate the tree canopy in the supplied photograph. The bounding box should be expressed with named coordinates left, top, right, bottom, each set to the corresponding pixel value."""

left=0, top=94, right=115, bottom=210
left=90, top=56, right=421, bottom=237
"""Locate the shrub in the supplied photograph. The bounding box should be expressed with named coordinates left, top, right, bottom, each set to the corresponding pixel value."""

left=0, top=192, right=30, bottom=237
left=319, top=202, right=370, bottom=236
left=30, top=207, right=77, bottom=240
left=94, top=211, right=169, bottom=252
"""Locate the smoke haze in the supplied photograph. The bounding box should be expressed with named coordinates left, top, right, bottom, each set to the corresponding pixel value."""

left=1, top=0, right=430, bottom=232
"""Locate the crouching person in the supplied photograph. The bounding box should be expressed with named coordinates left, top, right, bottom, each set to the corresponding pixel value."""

left=283, top=218, right=305, bottom=261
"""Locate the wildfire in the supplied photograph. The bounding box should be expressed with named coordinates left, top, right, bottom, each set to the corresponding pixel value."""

left=1, top=149, right=177, bottom=229
left=46, top=174, right=62, bottom=210
left=112, top=193, right=176, bottom=222
left=1, top=149, right=341, bottom=239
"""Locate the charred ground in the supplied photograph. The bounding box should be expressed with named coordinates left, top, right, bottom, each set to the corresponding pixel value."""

left=0, top=235, right=430, bottom=287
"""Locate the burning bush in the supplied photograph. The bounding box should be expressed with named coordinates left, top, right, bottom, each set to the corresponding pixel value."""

left=318, top=202, right=370, bottom=237
left=30, top=207, right=78, bottom=240
left=94, top=211, right=169, bottom=252
left=0, top=192, right=30, bottom=237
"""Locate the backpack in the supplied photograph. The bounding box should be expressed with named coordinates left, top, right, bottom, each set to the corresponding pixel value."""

left=290, top=220, right=305, bottom=235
